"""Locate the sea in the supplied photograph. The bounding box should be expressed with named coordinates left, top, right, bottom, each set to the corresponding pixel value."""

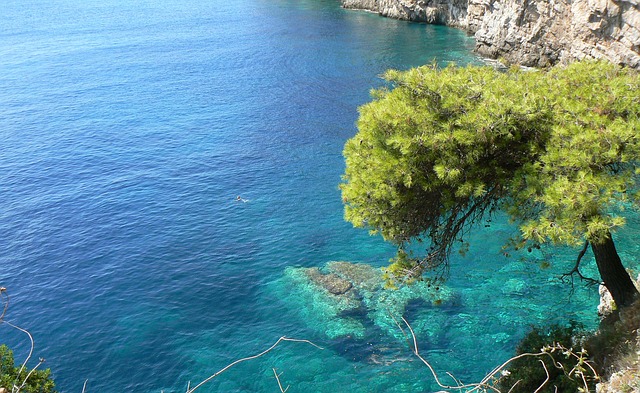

left=1, top=0, right=636, bottom=392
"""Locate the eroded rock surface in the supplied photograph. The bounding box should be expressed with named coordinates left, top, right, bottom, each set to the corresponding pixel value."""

left=342, top=0, right=640, bottom=69
left=342, top=0, right=469, bottom=27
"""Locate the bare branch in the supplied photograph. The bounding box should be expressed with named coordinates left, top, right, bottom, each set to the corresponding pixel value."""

left=0, top=289, right=44, bottom=393
left=387, top=310, right=412, bottom=351
left=0, top=287, right=8, bottom=322
left=14, top=358, right=45, bottom=393
left=533, top=359, right=550, bottom=393
left=399, top=316, right=502, bottom=392
left=3, top=320, right=36, bottom=386
left=272, top=368, right=289, bottom=393
left=186, top=337, right=323, bottom=393
left=560, top=240, right=600, bottom=286
left=506, top=380, right=521, bottom=393
left=446, top=371, right=464, bottom=388
left=398, top=316, right=599, bottom=393
left=0, top=318, right=52, bottom=393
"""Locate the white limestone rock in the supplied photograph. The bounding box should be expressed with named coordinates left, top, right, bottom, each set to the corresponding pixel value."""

left=341, top=0, right=640, bottom=69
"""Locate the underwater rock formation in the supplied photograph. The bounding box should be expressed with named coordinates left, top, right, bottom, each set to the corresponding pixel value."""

left=284, top=261, right=458, bottom=339
left=305, top=267, right=353, bottom=295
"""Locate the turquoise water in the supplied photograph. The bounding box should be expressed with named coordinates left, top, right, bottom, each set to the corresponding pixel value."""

left=1, top=0, right=635, bottom=392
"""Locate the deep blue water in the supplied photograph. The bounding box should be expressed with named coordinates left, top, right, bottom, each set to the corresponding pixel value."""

left=1, top=0, right=636, bottom=392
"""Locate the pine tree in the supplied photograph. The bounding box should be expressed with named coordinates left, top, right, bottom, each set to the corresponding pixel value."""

left=341, top=61, right=640, bottom=307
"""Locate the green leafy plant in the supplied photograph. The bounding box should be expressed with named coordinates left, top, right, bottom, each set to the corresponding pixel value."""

left=0, top=345, right=57, bottom=393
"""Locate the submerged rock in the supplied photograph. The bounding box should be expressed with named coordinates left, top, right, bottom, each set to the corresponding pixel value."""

left=283, top=261, right=459, bottom=339
left=284, top=266, right=365, bottom=339
left=327, top=261, right=382, bottom=293
left=305, top=267, right=353, bottom=295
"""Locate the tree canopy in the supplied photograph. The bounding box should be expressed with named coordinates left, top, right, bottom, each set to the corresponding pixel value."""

left=341, top=61, right=640, bottom=306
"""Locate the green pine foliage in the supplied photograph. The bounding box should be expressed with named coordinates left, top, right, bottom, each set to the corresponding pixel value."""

left=0, top=345, right=57, bottom=393
left=340, top=61, right=640, bottom=282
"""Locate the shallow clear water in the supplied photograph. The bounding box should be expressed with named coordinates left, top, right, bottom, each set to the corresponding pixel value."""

left=1, top=0, right=636, bottom=392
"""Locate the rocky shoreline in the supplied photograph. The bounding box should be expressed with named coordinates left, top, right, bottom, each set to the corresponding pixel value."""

left=341, top=0, right=640, bottom=69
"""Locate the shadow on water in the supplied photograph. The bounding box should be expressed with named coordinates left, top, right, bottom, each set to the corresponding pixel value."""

left=325, top=295, right=465, bottom=366
left=327, top=330, right=412, bottom=365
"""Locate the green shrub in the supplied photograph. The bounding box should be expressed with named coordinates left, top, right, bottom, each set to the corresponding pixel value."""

left=0, top=344, right=57, bottom=393
left=496, top=323, right=596, bottom=393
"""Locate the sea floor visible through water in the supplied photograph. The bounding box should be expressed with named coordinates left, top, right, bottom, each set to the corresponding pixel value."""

left=0, top=0, right=637, bottom=392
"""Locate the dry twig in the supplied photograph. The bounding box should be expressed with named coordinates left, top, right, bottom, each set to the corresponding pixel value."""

left=0, top=287, right=8, bottom=322
left=3, top=320, right=36, bottom=392
left=397, top=316, right=598, bottom=393
left=272, top=368, right=289, bottom=393
left=0, top=289, right=52, bottom=393
left=532, top=360, right=550, bottom=393
left=186, top=337, right=323, bottom=393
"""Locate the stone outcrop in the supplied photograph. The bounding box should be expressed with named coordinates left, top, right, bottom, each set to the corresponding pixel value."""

left=474, top=0, right=640, bottom=68
left=595, top=280, right=640, bottom=392
left=341, top=0, right=640, bottom=69
left=342, top=0, right=469, bottom=27
left=598, top=273, right=640, bottom=317
left=284, top=261, right=457, bottom=339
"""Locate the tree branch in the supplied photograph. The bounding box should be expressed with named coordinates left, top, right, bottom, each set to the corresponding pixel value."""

left=14, top=358, right=45, bottom=393
left=533, top=359, right=550, bottom=393
left=397, top=316, right=598, bottom=392
left=0, top=301, right=52, bottom=393
left=404, top=185, right=503, bottom=282
left=272, top=368, right=289, bottom=393
left=186, top=337, right=323, bottom=393
left=560, top=240, right=600, bottom=286
left=0, top=287, right=8, bottom=322
left=3, top=320, right=36, bottom=385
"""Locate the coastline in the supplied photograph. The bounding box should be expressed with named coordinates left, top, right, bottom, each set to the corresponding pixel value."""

left=340, top=0, right=640, bottom=69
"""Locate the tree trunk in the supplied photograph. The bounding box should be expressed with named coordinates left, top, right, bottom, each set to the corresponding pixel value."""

left=590, top=232, right=639, bottom=308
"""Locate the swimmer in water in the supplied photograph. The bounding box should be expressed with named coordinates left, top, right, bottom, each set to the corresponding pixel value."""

left=236, top=196, right=248, bottom=203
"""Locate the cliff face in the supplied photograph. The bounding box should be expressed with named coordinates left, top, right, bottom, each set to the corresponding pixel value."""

left=474, top=0, right=640, bottom=68
left=341, top=0, right=640, bottom=69
left=341, top=0, right=469, bottom=27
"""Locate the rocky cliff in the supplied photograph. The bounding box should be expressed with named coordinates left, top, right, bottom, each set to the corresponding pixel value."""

left=341, top=0, right=469, bottom=27
left=341, top=0, right=640, bottom=69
